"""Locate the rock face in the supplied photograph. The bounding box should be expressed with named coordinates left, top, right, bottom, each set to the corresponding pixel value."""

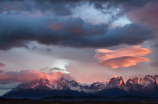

left=89, top=82, right=106, bottom=90
left=12, top=77, right=85, bottom=92
left=3, top=77, right=86, bottom=98
left=3, top=75, right=158, bottom=98
left=107, top=76, right=125, bottom=89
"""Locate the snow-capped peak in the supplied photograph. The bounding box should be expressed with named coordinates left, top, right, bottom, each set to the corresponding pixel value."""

left=89, top=82, right=106, bottom=90
left=12, top=77, right=85, bottom=92
left=10, top=74, right=158, bottom=97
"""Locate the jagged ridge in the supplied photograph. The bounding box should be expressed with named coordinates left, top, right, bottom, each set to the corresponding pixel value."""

left=3, top=75, right=158, bottom=98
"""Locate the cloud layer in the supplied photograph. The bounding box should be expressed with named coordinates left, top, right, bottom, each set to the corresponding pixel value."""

left=0, top=0, right=84, bottom=16
left=0, top=0, right=157, bottom=16
left=0, top=70, right=63, bottom=84
left=94, top=46, right=151, bottom=68
left=0, top=0, right=156, bottom=50
left=0, top=0, right=157, bottom=90
left=0, top=14, right=154, bottom=50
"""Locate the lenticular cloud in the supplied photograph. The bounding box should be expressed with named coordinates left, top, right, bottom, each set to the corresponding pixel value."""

left=94, top=46, right=151, bottom=69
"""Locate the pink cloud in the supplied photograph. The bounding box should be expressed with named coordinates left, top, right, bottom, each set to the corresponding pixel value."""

left=98, top=56, right=149, bottom=69
left=94, top=46, right=151, bottom=69
left=0, top=62, right=5, bottom=67
left=126, top=3, right=158, bottom=30
left=0, top=70, right=63, bottom=84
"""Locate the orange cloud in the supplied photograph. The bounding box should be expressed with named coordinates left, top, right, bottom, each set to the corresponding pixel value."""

left=94, top=46, right=151, bottom=69
left=98, top=56, right=149, bottom=69
left=0, top=70, right=63, bottom=84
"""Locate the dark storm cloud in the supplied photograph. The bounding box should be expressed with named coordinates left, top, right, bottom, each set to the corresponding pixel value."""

left=0, top=0, right=156, bottom=50
left=0, top=14, right=154, bottom=50
left=89, top=0, right=158, bottom=22
left=89, top=0, right=158, bottom=11
left=0, top=0, right=85, bottom=16
left=1, top=0, right=158, bottom=16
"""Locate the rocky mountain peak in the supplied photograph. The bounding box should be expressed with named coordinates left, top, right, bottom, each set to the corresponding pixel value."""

left=107, top=76, right=125, bottom=89
left=89, top=82, right=106, bottom=89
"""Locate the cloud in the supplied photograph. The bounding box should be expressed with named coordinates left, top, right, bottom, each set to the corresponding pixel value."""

left=0, top=83, right=20, bottom=90
left=90, top=0, right=158, bottom=11
left=0, top=62, right=5, bottom=67
left=0, top=14, right=154, bottom=50
left=95, top=46, right=151, bottom=60
left=0, top=0, right=156, bottom=50
left=0, top=0, right=85, bottom=16
left=127, top=3, right=158, bottom=31
left=125, top=3, right=158, bottom=69
left=0, top=0, right=157, bottom=24
left=40, top=67, right=65, bottom=72
left=48, top=23, right=62, bottom=31
left=88, top=0, right=158, bottom=22
left=1, top=0, right=157, bottom=17
left=94, top=46, right=151, bottom=69
left=98, top=56, right=149, bottom=69
left=0, top=70, right=63, bottom=84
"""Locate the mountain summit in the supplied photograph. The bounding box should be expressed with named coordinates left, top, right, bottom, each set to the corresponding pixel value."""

left=3, top=75, right=158, bottom=98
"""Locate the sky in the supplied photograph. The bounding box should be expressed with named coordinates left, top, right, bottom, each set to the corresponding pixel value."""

left=0, top=0, right=158, bottom=95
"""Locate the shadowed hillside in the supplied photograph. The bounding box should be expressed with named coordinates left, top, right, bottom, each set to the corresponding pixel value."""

left=0, top=98, right=154, bottom=104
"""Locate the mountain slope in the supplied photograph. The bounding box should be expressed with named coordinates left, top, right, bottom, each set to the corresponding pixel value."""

left=3, top=74, right=158, bottom=98
left=3, top=77, right=86, bottom=98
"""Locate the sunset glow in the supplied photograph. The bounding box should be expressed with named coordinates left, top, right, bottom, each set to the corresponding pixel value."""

left=0, top=0, right=158, bottom=97
left=95, top=46, right=151, bottom=68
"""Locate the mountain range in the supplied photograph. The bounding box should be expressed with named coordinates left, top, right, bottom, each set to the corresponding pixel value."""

left=3, top=75, right=158, bottom=98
